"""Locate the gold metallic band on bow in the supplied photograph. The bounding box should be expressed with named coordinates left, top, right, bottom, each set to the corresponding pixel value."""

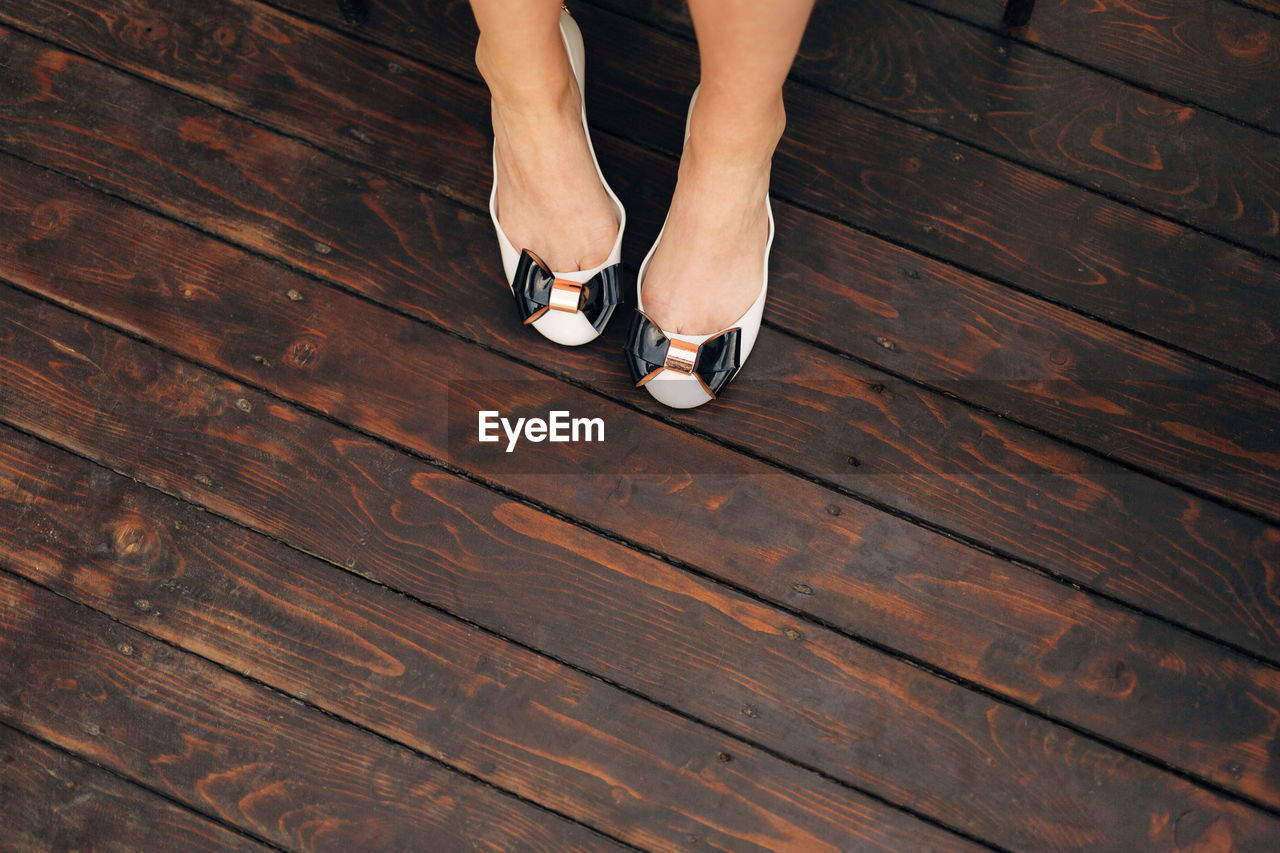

left=625, top=311, right=743, bottom=400
left=547, top=278, right=585, bottom=314
left=662, top=338, right=699, bottom=375
left=511, top=249, right=621, bottom=332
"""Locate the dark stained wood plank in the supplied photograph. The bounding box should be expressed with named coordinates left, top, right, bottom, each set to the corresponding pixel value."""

left=1240, top=0, right=1280, bottom=17
left=1, top=123, right=1277, bottom=735
left=759, top=201, right=1280, bottom=522
left=914, top=0, right=1280, bottom=133
left=0, top=725, right=272, bottom=853
left=0, top=0, right=491, bottom=202
left=4, top=0, right=1279, bottom=395
left=0, top=580, right=624, bottom=853
left=0, top=433, right=983, bottom=853
left=0, top=39, right=1276, bottom=668
left=7, top=1, right=1277, bottom=524
left=591, top=0, right=1280, bottom=255
left=8, top=149, right=1280, bottom=816
left=3, top=274, right=1280, bottom=848
left=0, top=159, right=1274, bottom=819
left=2, top=3, right=1269, bottom=845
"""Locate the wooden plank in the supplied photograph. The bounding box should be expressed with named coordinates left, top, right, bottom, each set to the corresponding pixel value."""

left=0, top=724, right=272, bottom=853
left=0, top=431, right=981, bottom=853
left=3, top=130, right=1279, bottom=743
left=0, top=582, right=625, bottom=852
left=590, top=0, right=1280, bottom=256
left=1, top=153, right=1278, bottom=825
left=1239, top=0, right=1280, bottom=17
left=3, top=271, right=1280, bottom=848
left=913, top=0, right=1280, bottom=134
left=0, top=41, right=1276, bottom=665
left=4, top=0, right=1278, bottom=393
left=5, top=3, right=1276, bottom=524
left=758, top=202, right=1280, bottom=522
left=0, top=0, right=490, bottom=203
left=7, top=147, right=1280, bottom=817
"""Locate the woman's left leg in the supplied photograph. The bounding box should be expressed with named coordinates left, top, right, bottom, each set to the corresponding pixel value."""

left=639, top=0, right=816, bottom=336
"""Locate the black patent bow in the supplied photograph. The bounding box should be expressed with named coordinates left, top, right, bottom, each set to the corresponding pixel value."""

left=624, top=310, right=742, bottom=399
left=512, top=249, right=621, bottom=332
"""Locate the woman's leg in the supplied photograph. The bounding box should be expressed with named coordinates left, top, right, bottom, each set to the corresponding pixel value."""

left=470, top=1, right=619, bottom=272
left=641, top=0, right=815, bottom=335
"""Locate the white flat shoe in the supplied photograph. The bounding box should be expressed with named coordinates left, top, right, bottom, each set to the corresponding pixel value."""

left=624, top=88, right=775, bottom=409
left=488, top=8, right=626, bottom=347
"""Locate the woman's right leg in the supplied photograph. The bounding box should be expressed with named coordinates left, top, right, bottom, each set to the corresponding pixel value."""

left=470, top=1, right=620, bottom=272
left=638, top=0, right=814, bottom=336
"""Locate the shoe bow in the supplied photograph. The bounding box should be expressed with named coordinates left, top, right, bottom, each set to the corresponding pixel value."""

left=625, top=311, right=742, bottom=399
left=512, top=249, right=621, bottom=333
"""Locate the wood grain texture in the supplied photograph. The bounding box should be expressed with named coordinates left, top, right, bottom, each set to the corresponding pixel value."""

left=0, top=34, right=1276, bottom=665
left=5, top=0, right=1275, bottom=522
left=0, top=0, right=1277, bottom=844
left=1, top=0, right=1277, bottom=395
left=0, top=4, right=1274, bottom=517
left=4, top=147, right=1280, bottom=817
left=3, top=275, right=1280, bottom=849
left=755, top=202, right=1280, bottom=523
left=0, top=0, right=490, bottom=201
left=278, top=0, right=1280, bottom=386
left=3, top=156, right=1280, bottom=818
left=1, top=134, right=1279, bottom=801
left=0, top=724, right=271, bottom=853
left=0, top=435, right=981, bottom=853
left=0, top=578, right=623, bottom=853
left=1239, top=0, right=1280, bottom=17
left=592, top=0, right=1280, bottom=256
left=918, top=0, right=1280, bottom=134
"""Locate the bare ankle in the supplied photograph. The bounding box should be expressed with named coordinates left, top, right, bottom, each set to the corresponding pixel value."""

left=687, top=90, right=786, bottom=165
left=476, top=35, right=577, bottom=119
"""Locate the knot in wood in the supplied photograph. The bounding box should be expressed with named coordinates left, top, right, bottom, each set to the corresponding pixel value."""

left=116, top=351, right=159, bottom=388
left=32, top=201, right=69, bottom=233
left=212, top=26, right=237, bottom=48
left=111, top=518, right=158, bottom=563
left=284, top=337, right=320, bottom=369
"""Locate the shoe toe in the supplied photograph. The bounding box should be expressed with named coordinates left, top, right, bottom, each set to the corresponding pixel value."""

left=529, top=308, right=608, bottom=347
left=639, top=371, right=715, bottom=409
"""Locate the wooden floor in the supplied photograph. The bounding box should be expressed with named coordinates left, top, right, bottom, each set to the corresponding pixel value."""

left=1, top=0, right=1278, bottom=849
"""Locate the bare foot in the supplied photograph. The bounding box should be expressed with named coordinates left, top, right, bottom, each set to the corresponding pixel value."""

left=640, top=92, right=783, bottom=335
left=484, top=43, right=619, bottom=274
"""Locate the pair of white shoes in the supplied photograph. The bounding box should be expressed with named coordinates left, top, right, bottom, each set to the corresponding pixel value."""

left=489, top=9, right=773, bottom=410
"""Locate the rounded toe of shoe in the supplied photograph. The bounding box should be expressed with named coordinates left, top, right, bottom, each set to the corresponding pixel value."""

left=529, top=309, right=605, bottom=347
left=639, top=371, right=715, bottom=409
